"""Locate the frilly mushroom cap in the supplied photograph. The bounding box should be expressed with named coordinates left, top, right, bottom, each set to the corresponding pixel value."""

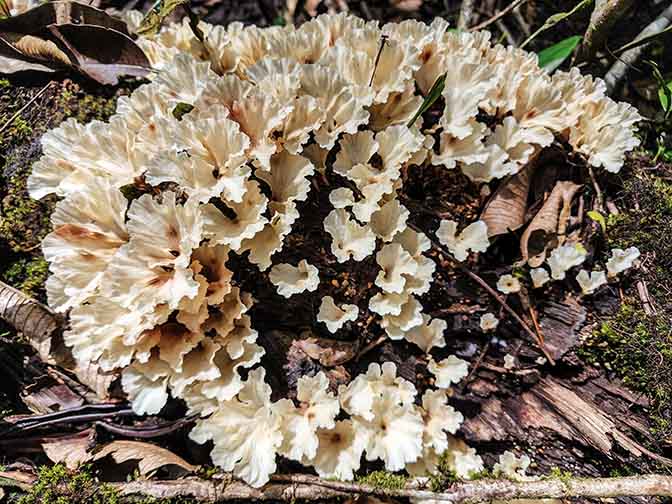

left=496, top=274, right=521, bottom=294
left=375, top=243, right=417, bottom=294
left=479, top=312, right=499, bottom=331
left=547, top=243, right=587, bottom=280
left=324, top=209, right=377, bottom=262
left=576, top=269, right=607, bottom=295
left=317, top=296, right=359, bottom=333
left=606, top=246, right=640, bottom=277
left=530, top=267, right=550, bottom=288
left=428, top=355, right=469, bottom=388
left=269, top=260, right=320, bottom=298
left=436, top=220, right=490, bottom=262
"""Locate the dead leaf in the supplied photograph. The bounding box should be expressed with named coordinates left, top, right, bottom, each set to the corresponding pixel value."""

left=48, top=24, right=151, bottom=84
left=0, top=470, right=36, bottom=490
left=93, top=440, right=198, bottom=476
left=481, top=165, right=533, bottom=237
left=2, top=32, right=71, bottom=65
left=0, top=1, right=129, bottom=34
left=22, top=375, right=86, bottom=414
left=295, top=336, right=357, bottom=367
left=42, top=430, right=93, bottom=470
left=520, top=181, right=581, bottom=266
left=0, top=53, right=54, bottom=72
left=0, top=1, right=149, bottom=84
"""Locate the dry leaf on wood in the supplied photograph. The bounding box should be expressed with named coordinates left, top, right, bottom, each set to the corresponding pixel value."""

left=0, top=470, right=36, bottom=490
left=0, top=280, right=116, bottom=400
left=0, top=1, right=149, bottom=84
left=294, top=336, right=357, bottom=367
left=480, top=165, right=533, bottom=237
left=93, top=440, right=198, bottom=476
left=42, top=430, right=94, bottom=470
left=520, top=181, right=582, bottom=266
left=22, top=375, right=86, bottom=414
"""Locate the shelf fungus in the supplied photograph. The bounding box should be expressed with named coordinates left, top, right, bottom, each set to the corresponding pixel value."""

left=29, top=11, right=642, bottom=488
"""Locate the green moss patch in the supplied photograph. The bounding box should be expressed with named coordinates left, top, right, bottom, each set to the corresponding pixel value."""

left=355, top=470, right=407, bottom=490
left=17, top=465, right=119, bottom=504
left=581, top=166, right=672, bottom=441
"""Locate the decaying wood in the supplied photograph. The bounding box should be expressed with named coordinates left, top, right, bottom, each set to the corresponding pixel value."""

left=461, top=374, right=672, bottom=469
left=2, top=469, right=672, bottom=502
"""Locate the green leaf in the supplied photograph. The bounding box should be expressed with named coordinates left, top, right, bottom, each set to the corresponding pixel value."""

left=658, top=81, right=672, bottom=113
left=407, top=73, right=446, bottom=128
left=172, top=102, right=194, bottom=120
left=587, top=210, right=606, bottom=232
left=137, top=0, right=189, bottom=36
left=538, top=35, right=582, bottom=72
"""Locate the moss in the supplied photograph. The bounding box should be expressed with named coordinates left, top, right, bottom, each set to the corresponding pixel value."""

left=547, top=466, right=573, bottom=484
left=426, top=451, right=459, bottom=491
left=0, top=169, right=53, bottom=253
left=17, top=464, right=119, bottom=504
left=579, top=168, right=672, bottom=442
left=2, top=256, right=49, bottom=297
left=579, top=302, right=672, bottom=438
left=607, top=172, right=672, bottom=298
left=355, top=470, right=407, bottom=490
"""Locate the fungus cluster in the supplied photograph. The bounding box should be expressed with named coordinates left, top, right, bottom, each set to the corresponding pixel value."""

left=31, top=12, right=641, bottom=487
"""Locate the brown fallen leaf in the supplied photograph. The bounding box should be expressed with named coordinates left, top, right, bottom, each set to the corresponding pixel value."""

left=93, top=440, right=198, bottom=476
left=520, top=181, right=582, bottom=266
left=0, top=280, right=117, bottom=400
left=0, top=1, right=129, bottom=34
left=294, top=336, right=357, bottom=367
left=22, top=375, right=86, bottom=414
left=42, top=430, right=94, bottom=470
left=0, top=1, right=149, bottom=84
left=480, top=164, right=533, bottom=237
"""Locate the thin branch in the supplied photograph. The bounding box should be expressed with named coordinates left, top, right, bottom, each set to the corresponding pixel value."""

left=457, top=0, right=476, bottom=31
left=604, top=3, right=672, bottom=94
left=469, top=0, right=529, bottom=32
left=3, top=471, right=672, bottom=502
left=576, top=0, right=635, bottom=62
left=460, top=266, right=555, bottom=365
left=0, top=82, right=52, bottom=136
left=405, top=223, right=555, bottom=364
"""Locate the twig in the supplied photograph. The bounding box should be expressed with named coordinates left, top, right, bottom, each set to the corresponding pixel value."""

left=460, top=266, right=555, bottom=365
left=0, top=82, right=51, bottom=136
left=461, top=340, right=490, bottom=389
left=457, top=0, right=476, bottom=31
left=3, top=471, right=671, bottom=502
left=368, top=35, right=387, bottom=87
left=95, top=415, right=198, bottom=439
left=604, top=3, right=672, bottom=94
left=588, top=166, right=605, bottom=211
left=405, top=223, right=555, bottom=364
left=576, top=0, right=635, bottom=62
left=469, top=0, right=529, bottom=32
left=356, top=335, right=387, bottom=360
left=520, top=0, right=592, bottom=49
